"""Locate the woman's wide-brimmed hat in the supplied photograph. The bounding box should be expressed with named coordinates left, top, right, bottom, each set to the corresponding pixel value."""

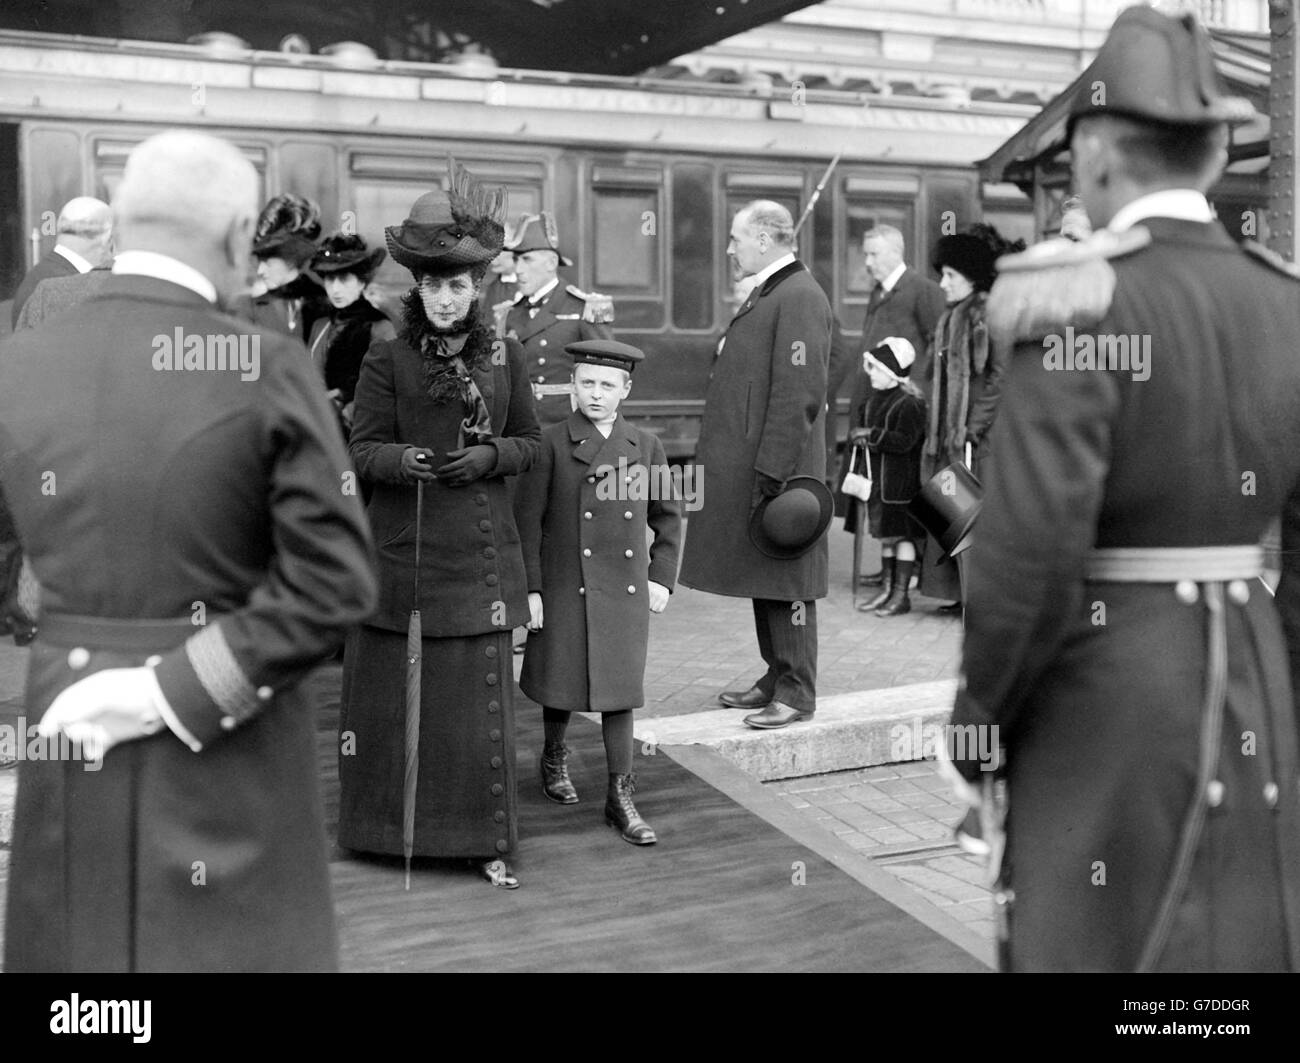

left=311, top=234, right=387, bottom=278
left=252, top=192, right=322, bottom=266
left=385, top=159, right=506, bottom=276
left=933, top=234, right=998, bottom=294
left=749, top=476, right=835, bottom=560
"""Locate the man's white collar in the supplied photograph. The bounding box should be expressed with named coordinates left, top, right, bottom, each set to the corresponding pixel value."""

left=748, top=252, right=797, bottom=290
left=1107, top=190, right=1214, bottom=233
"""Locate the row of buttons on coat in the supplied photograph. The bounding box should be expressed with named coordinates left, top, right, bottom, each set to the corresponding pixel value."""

left=485, top=642, right=509, bottom=853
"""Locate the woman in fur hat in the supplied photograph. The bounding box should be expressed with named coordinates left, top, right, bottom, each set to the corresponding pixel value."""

left=307, top=234, right=396, bottom=435
left=250, top=192, right=328, bottom=342
left=339, top=164, right=541, bottom=888
left=920, top=225, right=1020, bottom=607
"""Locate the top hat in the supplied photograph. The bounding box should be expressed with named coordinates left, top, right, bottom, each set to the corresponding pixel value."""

left=910, top=461, right=982, bottom=557
left=933, top=234, right=998, bottom=294
left=311, top=234, right=387, bottom=278
left=749, top=476, right=834, bottom=560
left=1066, top=5, right=1257, bottom=137
left=505, top=211, right=574, bottom=267
left=567, top=339, right=644, bottom=374
left=385, top=159, right=506, bottom=277
left=252, top=192, right=322, bottom=266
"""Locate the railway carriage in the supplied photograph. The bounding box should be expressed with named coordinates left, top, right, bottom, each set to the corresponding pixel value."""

left=0, top=29, right=1034, bottom=456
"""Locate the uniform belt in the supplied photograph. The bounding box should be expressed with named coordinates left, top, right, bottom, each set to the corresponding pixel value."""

left=532, top=383, right=574, bottom=397
left=37, top=613, right=197, bottom=653
left=1085, top=545, right=1263, bottom=583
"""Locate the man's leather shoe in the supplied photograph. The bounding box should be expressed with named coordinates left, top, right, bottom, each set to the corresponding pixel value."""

left=719, top=685, right=771, bottom=709
left=743, top=701, right=813, bottom=730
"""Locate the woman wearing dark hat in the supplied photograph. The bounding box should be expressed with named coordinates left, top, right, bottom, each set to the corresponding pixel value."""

left=251, top=192, right=328, bottom=342
left=919, top=225, right=1018, bottom=607
left=307, top=234, right=396, bottom=435
left=339, top=163, right=540, bottom=888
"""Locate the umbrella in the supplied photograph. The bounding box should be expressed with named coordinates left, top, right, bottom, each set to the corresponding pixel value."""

left=403, top=478, right=425, bottom=890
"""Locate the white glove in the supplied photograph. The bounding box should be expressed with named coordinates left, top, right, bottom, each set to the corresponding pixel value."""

left=38, top=666, right=168, bottom=760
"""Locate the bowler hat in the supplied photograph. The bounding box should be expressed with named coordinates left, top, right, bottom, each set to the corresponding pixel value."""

left=506, top=211, right=574, bottom=267
left=312, top=234, right=387, bottom=278
left=1066, top=5, right=1256, bottom=137
left=910, top=461, right=982, bottom=557
left=749, top=476, right=834, bottom=560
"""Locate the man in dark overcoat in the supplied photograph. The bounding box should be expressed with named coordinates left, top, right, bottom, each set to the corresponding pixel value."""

left=0, top=130, right=377, bottom=972
left=947, top=5, right=1300, bottom=971
left=503, top=212, right=614, bottom=428
left=678, top=200, right=832, bottom=730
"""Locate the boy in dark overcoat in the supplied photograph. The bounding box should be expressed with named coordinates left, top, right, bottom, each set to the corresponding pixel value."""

left=516, top=340, right=682, bottom=844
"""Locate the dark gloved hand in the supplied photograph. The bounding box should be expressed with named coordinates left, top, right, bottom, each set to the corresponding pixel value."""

left=864, top=427, right=884, bottom=447
left=756, top=473, right=785, bottom=498
left=400, top=447, right=438, bottom=483
left=437, top=445, right=497, bottom=486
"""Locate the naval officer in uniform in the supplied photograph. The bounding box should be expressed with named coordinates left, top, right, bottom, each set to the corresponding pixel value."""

left=0, top=130, right=377, bottom=972
left=502, top=212, right=614, bottom=428
left=947, top=5, right=1300, bottom=971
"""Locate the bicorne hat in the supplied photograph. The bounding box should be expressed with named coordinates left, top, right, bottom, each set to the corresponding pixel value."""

left=1066, top=5, right=1257, bottom=137
left=933, top=234, right=998, bottom=294
left=749, top=476, right=834, bottom=560
left=311, top=234, right=387, bottom=278
left=385, top=159, right=506, bottom=277
left=252, top=192, right=322, bottom=267
left=505, top=211, right=574, bottom=268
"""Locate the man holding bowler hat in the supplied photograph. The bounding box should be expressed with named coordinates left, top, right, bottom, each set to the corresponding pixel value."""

left=679, top=200, right=833, bottom=731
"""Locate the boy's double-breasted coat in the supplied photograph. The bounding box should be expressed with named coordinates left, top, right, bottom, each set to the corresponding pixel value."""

left=678, top=259, right=832, bottom=602
left=0, top=274, right=378, bottom=972
left=517, top=410, right=681, bottom=712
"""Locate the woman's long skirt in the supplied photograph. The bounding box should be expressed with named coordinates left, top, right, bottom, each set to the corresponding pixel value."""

left=337, top=624, right=517, bottom=859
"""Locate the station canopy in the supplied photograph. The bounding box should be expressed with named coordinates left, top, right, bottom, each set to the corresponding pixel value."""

left=0, top=0, right=823, bottom=74
left=979, top=27, right=1271, bottom=190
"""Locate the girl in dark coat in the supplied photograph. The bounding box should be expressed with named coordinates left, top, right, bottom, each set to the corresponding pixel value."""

left=308, top=234, right=397, bottom=435
left=855, top=338, right=926, bottom=617
left=339, top=165, right=540, bottom=889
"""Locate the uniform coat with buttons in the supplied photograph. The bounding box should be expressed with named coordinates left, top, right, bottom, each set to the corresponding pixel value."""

left=339, top=326, right=540, bottom=858
left=517, top=410, right=681, bottom=712
left=952, top=218, right=1300, bottom=971
left=678, top=259, right=832, bottom=601
left=504, top=282, right=614, bottom=427
left=0, top=274, right=378, bottom=972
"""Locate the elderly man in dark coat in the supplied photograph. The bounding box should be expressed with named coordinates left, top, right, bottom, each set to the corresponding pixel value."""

left=678, top=200, right=832, bottom=730
left=0, top=130, right=377, bottom=972
left=9, top=196, right=113, bottom=328
left=14, top=266, right=113, bottom=330
left=948, top=5, right=1300, bottom=972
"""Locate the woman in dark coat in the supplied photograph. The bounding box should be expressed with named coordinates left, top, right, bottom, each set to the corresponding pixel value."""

left=250, top=192, right=329, bottom=343
left=854, top=337, right=926, bottom=617
left=919, top=227, right=1015, bottom=606
left=307, top=234, right=397, bottom=436
left=338, top=166, right=540, bottom=888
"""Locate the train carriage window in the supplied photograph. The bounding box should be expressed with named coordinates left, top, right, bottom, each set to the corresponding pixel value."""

left=589, top=165, right=663, bottom=330
left=671, top=163, right=714, bottom=331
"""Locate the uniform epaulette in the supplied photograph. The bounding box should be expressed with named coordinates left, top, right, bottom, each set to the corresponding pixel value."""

left=491, top=300, right=512, bottom=338
left=986, top=226, right=1151, bottom=345
left=567, top=284, right=615, bottom=324
left=1242, top=240, right=1300, bottom=280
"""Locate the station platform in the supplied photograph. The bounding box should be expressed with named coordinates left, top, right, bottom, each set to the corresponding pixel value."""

left=0, top=526, right=990, bottom=971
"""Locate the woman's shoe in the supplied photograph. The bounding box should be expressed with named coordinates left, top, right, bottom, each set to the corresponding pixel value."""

left=479, top=859, right=520, bottom=889
left=540, top=741, right=579, bottom=804
left=875, top=559, right=914, bottom=616
left=604, top=773, right=657, bottom=845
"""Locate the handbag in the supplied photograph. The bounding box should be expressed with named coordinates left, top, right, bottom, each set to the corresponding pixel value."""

left=841, top=440, right=872, bottom=502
